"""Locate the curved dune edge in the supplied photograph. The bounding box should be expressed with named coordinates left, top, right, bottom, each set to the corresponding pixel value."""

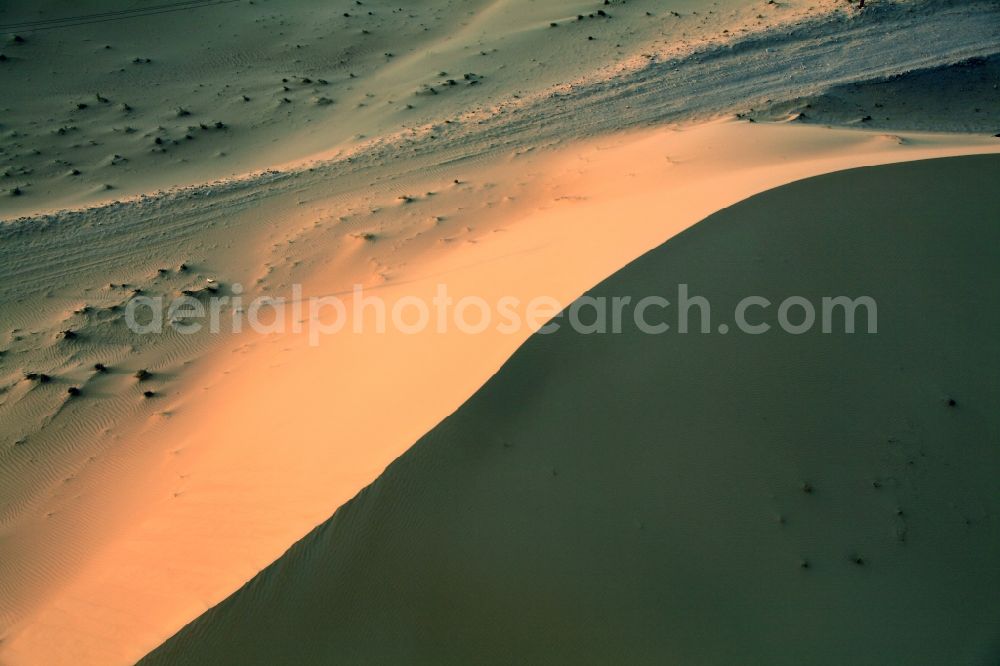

left=141, top=154, right=1000, bottom=665
left=1, top=123, right=998, bottom=666
left=3, top=2, right=999, bottom=663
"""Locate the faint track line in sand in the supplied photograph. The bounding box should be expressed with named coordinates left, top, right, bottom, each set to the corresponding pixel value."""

left=0, top=0, right=243, bottom=33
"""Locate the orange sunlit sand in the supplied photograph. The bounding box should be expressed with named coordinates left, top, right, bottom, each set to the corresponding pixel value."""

left=1, top=0, right=999, bottom=663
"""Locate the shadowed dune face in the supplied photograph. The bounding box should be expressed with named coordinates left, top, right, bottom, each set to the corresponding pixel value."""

left=2, top=1, right=999, bottom=663
left=2, top=120, right=996, bottom=666
left=142, top=155, right=1000, bottom=665
left=751, top=53, right=1000, bottom=132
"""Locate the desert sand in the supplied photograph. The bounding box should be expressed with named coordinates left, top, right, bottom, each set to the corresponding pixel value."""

left=141, top=154, right=1000, bottom=665
left=1, top=0, right=999, bottom=663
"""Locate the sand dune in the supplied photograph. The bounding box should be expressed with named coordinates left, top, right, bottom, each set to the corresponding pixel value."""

left=1, top=0, right=999, bottom=663
left=3, top=117, right=997, bottom=665
left=142, top=155, right=1000, bottom=665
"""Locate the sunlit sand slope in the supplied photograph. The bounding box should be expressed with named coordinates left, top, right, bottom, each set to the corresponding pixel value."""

left=142, top=154, right=1000, bottom=665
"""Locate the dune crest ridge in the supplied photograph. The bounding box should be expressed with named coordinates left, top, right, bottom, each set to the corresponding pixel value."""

left=143, top=154, right=1000, bottom=666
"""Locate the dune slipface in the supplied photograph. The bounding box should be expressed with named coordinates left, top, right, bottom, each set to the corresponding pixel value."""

left=141, top=155, right=1000, bottom=665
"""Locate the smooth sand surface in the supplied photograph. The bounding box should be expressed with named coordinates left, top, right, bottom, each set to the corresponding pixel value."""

left=1, top=0, right=999, bottom=663
left=2, top=121, right=997, bottom=665
left=142, top=155, right=1000, bottom=665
